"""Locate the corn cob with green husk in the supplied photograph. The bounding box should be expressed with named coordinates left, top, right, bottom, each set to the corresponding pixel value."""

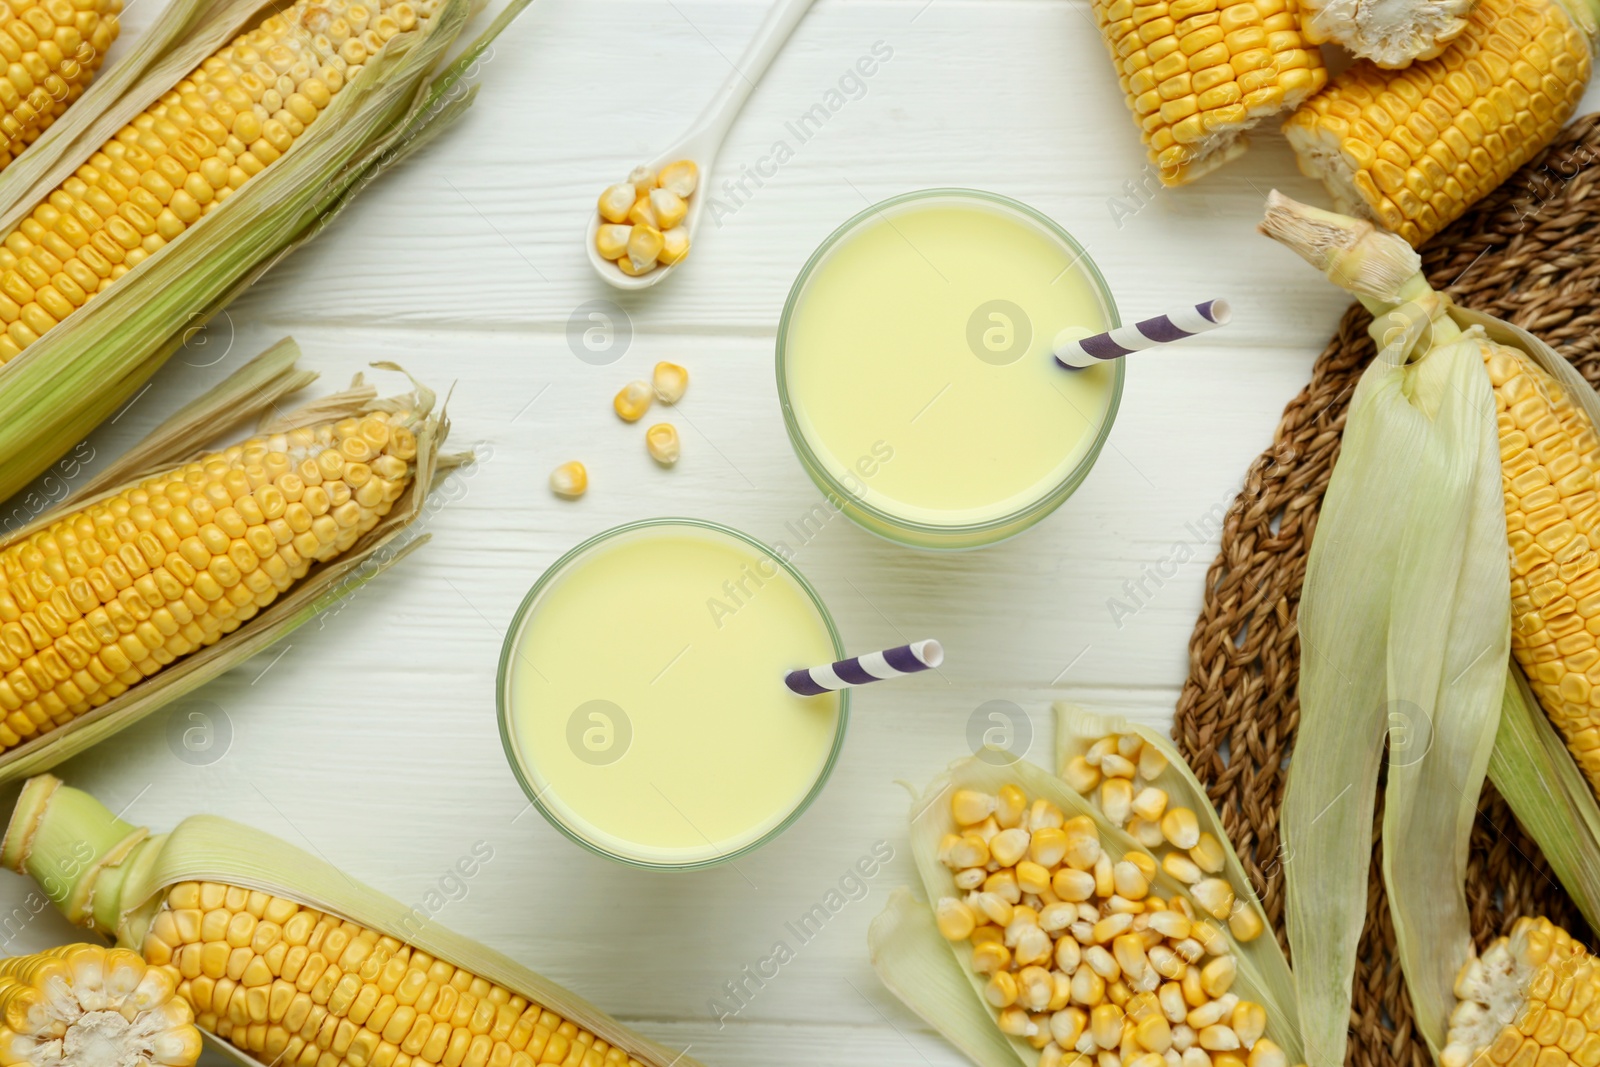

left=0, top=338, right=452, bottom=784
left=0, top=776, right=703, bottom=1067
left=0, top=0, right=524, bottom=505
left=0, top=942, right=202, bottom=1067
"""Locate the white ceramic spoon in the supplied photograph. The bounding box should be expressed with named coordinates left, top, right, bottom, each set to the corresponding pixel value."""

left=585, top=0, right=816, bottom=291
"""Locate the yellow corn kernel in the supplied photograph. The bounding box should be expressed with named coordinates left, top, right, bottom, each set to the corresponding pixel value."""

left=658, top=225, right=690, bottom=266
left=657, top=159, right=699, bottom=198
left=647, top=188, right=686, bottom=230
left=652, top=361, right=688, bottom=404
left=613, top=381, right=652, bottom=422
left=597, top=184, right=635, bottom=224
left=935, top=898, right=976, bottom=940
left=1063, top=755, right=1102, bottom=793
left=595, top=223, right=630, bottom=260
left=549, top=461, right=587, bottom=500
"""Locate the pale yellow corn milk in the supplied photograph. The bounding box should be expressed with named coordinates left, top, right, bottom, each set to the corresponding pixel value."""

left=502, top=521, right=843, bottom=867
left=781, top=192, right=1119, bottom=544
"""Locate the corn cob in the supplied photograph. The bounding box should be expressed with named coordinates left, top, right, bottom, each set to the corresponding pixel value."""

left=0, top=943, right=202, bottom=1067
left=0, top=776, right=697, bottom=1067
left=0, top=0, right=432, bottom=362
left=1283, top=0, right=1595, bottom=248
left=1441, top=917, right=1596, bottom=1067
left=0, top=0, right=121, bottom=171
left=1092, top=0, right=1327, bottom=186
left=1258, top=193, right=1600, bottom=798
left=0, top=403, right=422, bottom=756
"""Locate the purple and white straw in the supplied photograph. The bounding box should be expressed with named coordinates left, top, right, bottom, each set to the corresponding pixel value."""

left=1054, top=299, right=1231, bottom=369
left=784, top=639, right=944, bottom=696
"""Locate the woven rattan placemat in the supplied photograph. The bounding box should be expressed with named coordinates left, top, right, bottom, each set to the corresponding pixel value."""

left=1173, top=113, right=1600, bottom=1067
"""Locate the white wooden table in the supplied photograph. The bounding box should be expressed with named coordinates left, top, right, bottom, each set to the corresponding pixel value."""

left=3, top=3, right=1592, bottom=1064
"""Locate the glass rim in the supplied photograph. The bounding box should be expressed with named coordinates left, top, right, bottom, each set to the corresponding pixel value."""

left=775, top=187, right=1125, bottom=541
left=495, top=516, right=851, bottom=872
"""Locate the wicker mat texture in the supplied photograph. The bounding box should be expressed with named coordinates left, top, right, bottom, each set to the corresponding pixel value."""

left=1173, top=113, right=1600, bottom=1067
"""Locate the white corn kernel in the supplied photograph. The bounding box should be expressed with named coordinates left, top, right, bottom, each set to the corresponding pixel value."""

left=1159, top=983, right=1188, bottom=1024
left=1020, top=966, right=1056, bottom=1012
left=1101, top=779, right=1134, bottom=824
left=1086, top=738, right=1117, bottom=765
left=1172, top=1024, right=1196, bottom=1051
left=1113, top=862, right=1150, bottom=901
left=598, top=183, right=635, bottom=223
left=646, top=423, right=681, bottom=466
left=1015, top=925, right=1054, bottom=966
left=1247, top=1040, right=1286, bottom=1067
left=955, top=867, right=986, bottom=890
left=628, top=165, right=657, bottom=196
left=1182, top=1048, right=1212, bottom=1067
left=549, top=461, right=587, bottom=499
left=1041, top=902, right=1078, bottom=932
left=1128, top=817, right=1166, bottom=849
left=1138, top=744, right=1169, bottom=780
left=1198, top=1026, right=1239, bottom=1052
left=1085, top=945, right=1121, bottom=981
left=1163, top=853, right=1204, bottom=885
left=1191, top=880, right=1235, bottom=921
left=1056, top=934, right=1083, bottom=973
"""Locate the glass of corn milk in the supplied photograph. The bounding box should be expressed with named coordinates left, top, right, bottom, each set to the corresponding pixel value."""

left=497, top=519, right=847, bottom=870
left=778, top=189, right=1123, bottom=550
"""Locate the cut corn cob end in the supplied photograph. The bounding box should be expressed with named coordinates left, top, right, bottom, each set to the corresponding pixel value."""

left=1298, top=0, right=1473, bottom=68
left=0, top=405, right=423, bottom=756
left=0, top=943, right=202, bottom=1067
left=937, top=781, right=1294, bottom=1067
left=2, top=776, right=655, bottom=1067
left=1282, top=0, right=1591, bottom=248
left=1095, top=0, right=1328, bottom=187
left=0, top=0, right=438, bottom=363
left=1059, top=731, right=1264, bottom=942
left=1442, top=917, right=1592, bottom=1067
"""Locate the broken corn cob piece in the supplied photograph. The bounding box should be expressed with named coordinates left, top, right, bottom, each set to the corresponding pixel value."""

left=1443, top=917, right=1593, bottom=1067
left=0, top=406, right=422, bottom=755
left=1093, top=0, right=1328, bottom=186
left=1283, top=0, right=1593, bottom=247
left=0, top=943, right=201, bottom=1066
left=0, top=0, right=437, bottom=361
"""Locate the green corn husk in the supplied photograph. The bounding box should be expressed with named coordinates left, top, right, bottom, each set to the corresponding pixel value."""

left=1, top=775, right=700, bottom=1067
left=868, top=753, right=1305, bottom=1067
left=1052, top=705, right=1296, bottom=1027
left=1260, top=191, right=1514, bottom=1065
left=0, top=0, right=528, bottom=503
left=0, top=339, right=458, bottom=785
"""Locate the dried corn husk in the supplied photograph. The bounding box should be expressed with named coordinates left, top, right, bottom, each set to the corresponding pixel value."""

left=868, top=753, right=1305, bottom=1067
left=0, top=775, right=701, bottom=1067
left=0, top=339, right=456, bottom=785
left=1052, top=704, right=1296, bottom=1022
left=1261, top=192, right=1513, bottom=1065
left=0, top=0, right=527, bottom=502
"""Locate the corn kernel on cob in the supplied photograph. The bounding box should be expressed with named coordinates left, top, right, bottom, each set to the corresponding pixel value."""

left=0, top=0, right=121, bottom=172
left=1092, top=0, right=1328, bottom=186
left=0, top=405, right=422, bottom=756
left=1283, top=0, right=1594, bottom=247
left=1, top=776, right=696, bottom=1067
left=1441, top=917, right=1595, bottom=1067
left=0, top=943, right=201, bottom=1067
left=935, top=780, right=1295, bottom=1067
left=0, top=0, right=434, bottom=362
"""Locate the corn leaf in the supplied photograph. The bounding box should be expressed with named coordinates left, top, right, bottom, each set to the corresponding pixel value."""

left=1052, top=704, right=1300, bottom=1035
left=0, top=0, right=529, bottom=502
left=867, top=888, right=1021, bottom=1067
left=1376, top=310, right=1509, bottom=1056
left=0, top=341, right=455, bottom=784
left=1281, top=299, right=1474, bottom=1067
left=881, top=755, right=1304, bottom=1067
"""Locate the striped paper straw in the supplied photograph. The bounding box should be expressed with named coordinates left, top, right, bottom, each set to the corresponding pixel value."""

left=785, top=639, right=944, bottom=696
left=1054, top=299, right=1231, bottom=369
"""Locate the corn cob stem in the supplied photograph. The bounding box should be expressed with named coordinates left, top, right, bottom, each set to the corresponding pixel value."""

left=2, top=777, right=664, bottom=1067
left=0, top=943, right=203, bottom=1067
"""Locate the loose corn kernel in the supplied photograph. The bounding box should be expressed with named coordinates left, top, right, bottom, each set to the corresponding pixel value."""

left=549, top=460, right=587, bottom=499
left=1161, top=808, right=1201, bottom=850
left=653, top=361, right=689, bottom=404
left=598, top=184, right=635, bottom=224
left=613, top=380, right=652, bottom=422
left=1228, top=906, right=1264, bottom=943
left=1138, top=744, right=1169, bottom=779
left=1101, top=778, right=1134, bottom=824
left=1189, top=833, right=1226, bottom=873
left=596, top=223, right=631, bottom=260
left=626, top=224, right=664, bottom=273
left=1064, top=755, right=1102, bottom=794
left=658, top=159, right=698, bottom=197
left=658, top=225, right=691, bottom=265
left=648, top=188, right=686, bottom=230
left=936, top=897, right=977, bottom=940
left=1132, top=787, right=1169, bottom=822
